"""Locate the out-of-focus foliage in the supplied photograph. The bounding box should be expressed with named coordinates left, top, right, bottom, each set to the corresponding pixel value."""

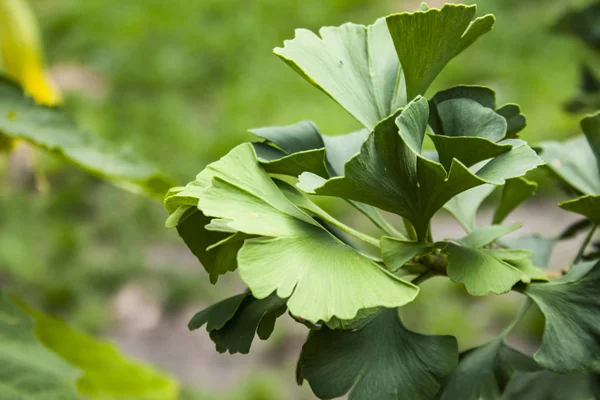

left=1, top=291, right=179, bottom=399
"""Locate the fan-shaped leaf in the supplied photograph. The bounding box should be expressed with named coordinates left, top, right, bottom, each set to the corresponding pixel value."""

left=386, top=4, right=494, bottom=99
left=524, top=260, right=600, bottom=372
left=297, top=308, right=458, bottom=400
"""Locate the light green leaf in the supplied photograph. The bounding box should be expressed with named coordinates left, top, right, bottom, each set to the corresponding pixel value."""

left=486, top=249, right=549, bottom=282
left=0, top=292, right=80, bottom=400
left=457, top=223, right=523, bottom=248
left=189, top=292, right=287, bottom=355
left=0, top=79, right=173, bottom=199
left=300, top=98, right=542, bottom=240
left=21, top=301, right=179, bottom=400
left=380, top=237, right=433, bottom=272
left=493, top=178, right=538, bottom=224
left=440, top=338, right=539, bottom=400
left=443, top=184, right=496, bottom=232
left=296, top=308, right=458, bottom=400
left=386, top=4, right=494, bottom=99
left=441, top=242, right=524, bottom=295
left=503, top=371, right=600, bottom=400
left=274, top=18, right=405, bottom=130
left=559, top=195, right=600, bottom=223
left=192, top=143, right=418, bottom=323
left=524, top=261, right=600, bottom=372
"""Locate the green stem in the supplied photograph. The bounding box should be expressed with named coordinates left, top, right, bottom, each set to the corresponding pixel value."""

left=427, top=222, right=434, bottom=243
left=573, top=223, right=597, bottom=266
left=348, top=201, right=407, bottom=239
left=312, top=206, right=380, bottom=248
left=499, top=298, right=532, bottom=337
left=403, top=218, right=418, bottom=241
left=411, top=270, right=436, bottom=286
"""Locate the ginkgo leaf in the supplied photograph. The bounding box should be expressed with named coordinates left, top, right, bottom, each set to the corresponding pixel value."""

left=493, top=177, right=538, bottom=224
left=457, top=223, right=522, bottom=249
left=250, top=120, right=369, bottom=178
left=441, top=242, right=524, bottom=295
left=274, top=18, right=405, bottom=130
left=429, top=86, right=526, bottom=139
left=581, top=113, right=600, bottom=173
left=188, top=143, right=418, bottom=323
left=20, top=301, right=180, bottom=400
left=296, top=308, right=458, bottom=400
left=380, top=237, right=433, bottom=272
left=299, top=97, right=542, bottom=240
left=189, top=292, right=287, bottom=355
left=503, top=371, right=600, bottom=400
left=0, top=78, right=174, bottom=199
left=176, top=208, right=250, bottom=284
left=0, top=291, right=80, bottom=400
left=386, top=4, right=494, bottom=99
left=524, top=260, right=600, bottom=372
left=443, top=184, right=496, bottom=232
left=559, top=195, right=600, bottom=223
left=538, top=136, right=600, bottom=195
left=440, top=338, right=539, bottom=400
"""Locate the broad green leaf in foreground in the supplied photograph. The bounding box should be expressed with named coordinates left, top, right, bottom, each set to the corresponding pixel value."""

left=274, top=18, right=405, bottom=130
left=299, top=97, right=542, bottom=240
left=190, top=143, right=418, bottom=322
left=0, top=291, right=80, bottom=400
left=386, top=4, right=495, bottom=99
left=524, top=260, right=600, bottom=372
left=559, top=195, right=600, bottom=223
left=296, top=308, right=458, bottom=400
left=189, top=292, right=287, bottom=354
left=0, top=78, right=174, bottom=199
left=440, top=338, right=539, bottom=400
left=23, top=301, right=180, bottom=400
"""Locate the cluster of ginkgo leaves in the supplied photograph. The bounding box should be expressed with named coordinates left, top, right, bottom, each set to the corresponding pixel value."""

left=165, top=3, right=600, bottom=399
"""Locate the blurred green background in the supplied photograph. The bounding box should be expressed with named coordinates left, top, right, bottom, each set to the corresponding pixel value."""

left=0, top=0, right=595, bottom=398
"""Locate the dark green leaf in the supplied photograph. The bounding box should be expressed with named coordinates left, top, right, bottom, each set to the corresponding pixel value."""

left=493, top=178, right=538, bottom=224
left=440, top=338, right=539, bottom=400
left=0, top=78, right=173, bottom=199
left=297, top=308, right=458, bottom=400
left=503, top=371, right=600, bottom=400
left=189, top=292, right=287, bottom=355
left=524, top=260, right=600, bottom=372
left=299, top=98, right=542, bottom=241
left=386, top=4, right=494, bottom=99
left=581, top=113, right=600, bottom=172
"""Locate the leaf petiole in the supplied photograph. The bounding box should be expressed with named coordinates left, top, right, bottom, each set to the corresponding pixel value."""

left=573, top=223, right=598, bottom=266
left=310, top=204, right=381, bottom=248
left=499, top=298, right=533, bottom=338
